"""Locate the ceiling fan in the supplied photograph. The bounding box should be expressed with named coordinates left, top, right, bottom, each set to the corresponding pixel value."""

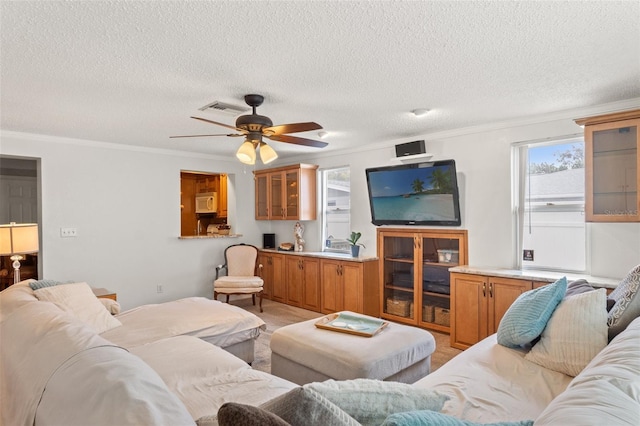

left=171, top=94, right=328, bottom=165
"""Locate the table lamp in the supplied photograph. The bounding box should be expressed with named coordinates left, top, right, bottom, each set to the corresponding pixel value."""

left=0, top=222, right=39, bottom=284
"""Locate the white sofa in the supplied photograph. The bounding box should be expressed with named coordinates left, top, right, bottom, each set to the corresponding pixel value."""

left=412, top=316, right=640, bottom=425
left=0, top=280, right=296, bottom=425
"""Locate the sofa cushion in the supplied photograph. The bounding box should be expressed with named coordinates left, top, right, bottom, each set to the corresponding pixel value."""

left=305, top=379, right=449, bottom=426
left=33, top=282, right=121, bottom=333
left=534, top=316, right=640, bottom=425
left=524, top=288, right=608, bottom=377
left=497, top=277, right=567, bottom=348
left=217, top=402, right=290, bottom=426
left=381, top=411, right=533, bottom=426
left=607, top=264, right=640, bottom=340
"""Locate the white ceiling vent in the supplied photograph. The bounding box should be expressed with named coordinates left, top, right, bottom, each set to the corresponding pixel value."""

left=198, top=101, right=250, bottom=116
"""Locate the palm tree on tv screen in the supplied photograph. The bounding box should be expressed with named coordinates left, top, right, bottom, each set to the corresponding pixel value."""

left=411, top=178, right=424, bottom=194
left=429, top=167, right=453, bottom=193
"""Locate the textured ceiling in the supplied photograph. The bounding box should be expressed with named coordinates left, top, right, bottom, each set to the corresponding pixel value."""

left=1, top=1, right=639, bottom=161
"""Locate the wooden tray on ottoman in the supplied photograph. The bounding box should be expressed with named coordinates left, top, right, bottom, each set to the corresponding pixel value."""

left=315, top=312, right=389, bottom=337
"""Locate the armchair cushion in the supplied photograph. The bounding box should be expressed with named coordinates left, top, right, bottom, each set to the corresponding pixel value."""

left=214, top=276, right=263, bottom=289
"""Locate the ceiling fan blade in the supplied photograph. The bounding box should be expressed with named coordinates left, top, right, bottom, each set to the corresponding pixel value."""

left=190, top=116, right=245, bottom=132
left=170, top=133, right=243, bottom=138
left=267, top=133, right=328, bottom=148
left=263, top=122, right=323, bottom=135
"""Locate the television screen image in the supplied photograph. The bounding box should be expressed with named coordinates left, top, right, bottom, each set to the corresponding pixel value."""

left=366, top=160, right=461, bottom=226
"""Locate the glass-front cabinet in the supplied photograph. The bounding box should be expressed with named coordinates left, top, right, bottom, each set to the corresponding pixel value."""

left=254, top=164, right=318, bottom=220
left=577, top=109, right=640, bottom=222
left=378, top=228, right=468, bottom=333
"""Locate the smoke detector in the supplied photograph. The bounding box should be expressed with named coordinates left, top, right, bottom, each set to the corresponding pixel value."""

left=198, top=100, right=250, bottom=116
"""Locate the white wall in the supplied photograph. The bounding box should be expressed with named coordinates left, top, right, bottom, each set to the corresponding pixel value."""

left=2, top=102, right=639, bottom=310
left=1, top=132, right=264, bottom=310
left=266, top=109, right=640, bottom=280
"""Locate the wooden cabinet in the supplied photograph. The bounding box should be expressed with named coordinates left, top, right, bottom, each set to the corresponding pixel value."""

left=377, top=228, right=468, bottom=333
left=259, top=250, right=379, bottom=315
left=217, top=174, right=228, bottom=217
left=576, top=109, right=640, bottom=222
left=450, top=273, right=538, bottom=350
left=254, top=164, right=318, bottom=220
left=285, top=256, right=320, bottom=311
left=320, top=258, right=379, bottom=317
left=258, top=252, right=285, bottom=302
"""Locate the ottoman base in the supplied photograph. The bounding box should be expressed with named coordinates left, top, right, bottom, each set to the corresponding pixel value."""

left=271, top=352, right=432, bottom=386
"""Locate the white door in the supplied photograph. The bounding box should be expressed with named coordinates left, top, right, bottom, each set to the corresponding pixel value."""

left=0, top=176, right=38, bottom=223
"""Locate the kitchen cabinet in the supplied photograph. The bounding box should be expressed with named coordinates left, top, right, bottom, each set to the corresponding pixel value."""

left=258, top=252, right=285, bottom=302
left=217, top=174, right=228, bottom=217
left=285, top=256, right=320, bottom=311
left=450, top=273, right=537, bottom=350
left=320, top=258, right=379, bottom=317
left=254, top=164, right=318, bottom=220
left=377, top=228, right=468, bottom=333
left=575, top=109, right=640, bottom=222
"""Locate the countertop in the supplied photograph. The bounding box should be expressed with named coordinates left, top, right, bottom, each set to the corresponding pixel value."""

left=449, top=266, right=620, bottom=289
left=259, top=249, right=378, bottom=263
left=179, top=234, right=243, bottom=239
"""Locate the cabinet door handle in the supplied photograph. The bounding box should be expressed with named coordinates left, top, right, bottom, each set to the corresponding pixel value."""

left=489, top=283, right=493, bottom=298
left=482, top=283, right=486, bottom=297
left=339, top=265, right=343, bottom=276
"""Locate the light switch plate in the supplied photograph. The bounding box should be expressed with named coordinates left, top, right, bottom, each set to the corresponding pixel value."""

left=60, top=227, right=77, bottom=237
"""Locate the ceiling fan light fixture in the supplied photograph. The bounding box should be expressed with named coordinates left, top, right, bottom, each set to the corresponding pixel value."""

left=259, top=142, right=278, bottom=164
left=236, top=140, right=256, bottom=165
left=318, top=131, right=329, bottom=139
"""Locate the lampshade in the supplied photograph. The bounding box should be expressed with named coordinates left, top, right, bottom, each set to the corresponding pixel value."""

left=0, top=223, right=39, bottom=255
left=236, top=140, right=256, bottom=165
left=259, top=142, right=278, bottom=164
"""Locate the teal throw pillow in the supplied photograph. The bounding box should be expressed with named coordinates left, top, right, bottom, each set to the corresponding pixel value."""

left=497, top=276, right=567, bottom=348
left=29, top=279, right=64, bottom=290
left=381, top=411, right=533, bottom=426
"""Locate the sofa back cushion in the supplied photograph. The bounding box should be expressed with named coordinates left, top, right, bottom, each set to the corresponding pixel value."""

left=534, top=316, right=640, bottom=425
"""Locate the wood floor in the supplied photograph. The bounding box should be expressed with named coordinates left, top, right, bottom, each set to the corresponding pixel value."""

left=234, top=298, right=462, bottom=375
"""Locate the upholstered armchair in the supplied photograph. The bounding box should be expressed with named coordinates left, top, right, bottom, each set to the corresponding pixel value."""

left=214, top=243, right=264, bottom=312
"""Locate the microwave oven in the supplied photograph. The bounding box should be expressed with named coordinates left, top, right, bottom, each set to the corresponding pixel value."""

left=195, top=192, right=217, bottom=213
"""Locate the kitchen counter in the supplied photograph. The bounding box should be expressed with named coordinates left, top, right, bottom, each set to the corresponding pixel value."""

left=258, top=249, right=378, bottom=263
left=179, top=234, right=242, bottom=239
left=449, top=266, right=620, bottom=289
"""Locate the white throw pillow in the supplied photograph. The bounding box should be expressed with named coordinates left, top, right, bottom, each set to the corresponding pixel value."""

left=525, top=288, right=608, bottom=377
left=34, top=282, right=122, bottom=333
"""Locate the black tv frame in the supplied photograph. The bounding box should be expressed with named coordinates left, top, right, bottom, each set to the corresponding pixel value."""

left=365, top=159, right=462, bottom=227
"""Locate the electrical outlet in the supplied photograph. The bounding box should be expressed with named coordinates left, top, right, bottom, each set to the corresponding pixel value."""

left=60, top=227, right=77, bottom=238
left=157, top=284, right=163, bottom=293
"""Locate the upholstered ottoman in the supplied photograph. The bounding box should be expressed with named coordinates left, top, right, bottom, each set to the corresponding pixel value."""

left=270, top=311, right=435, bottom=385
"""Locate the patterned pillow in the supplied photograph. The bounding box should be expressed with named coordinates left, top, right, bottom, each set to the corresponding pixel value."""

left=607, top=264, right=640, bottom=340
left=497, top=277, right=567, bottom=348
left=524, top=288, right=608, bottom=376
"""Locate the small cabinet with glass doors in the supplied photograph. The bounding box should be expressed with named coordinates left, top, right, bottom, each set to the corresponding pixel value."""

left=254, top=164, right=318, bottom=220
left=576, top=109, right=640, bottom=222
left=377, top=228, right=468, bottom=333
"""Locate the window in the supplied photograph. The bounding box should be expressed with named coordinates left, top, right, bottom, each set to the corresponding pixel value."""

left=513, top=137, right=585, bottom=272
left=321, top=166, right=351, bottom=253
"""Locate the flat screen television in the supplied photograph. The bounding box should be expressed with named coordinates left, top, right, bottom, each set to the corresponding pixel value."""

left=365, top=160, right=461, bottom=226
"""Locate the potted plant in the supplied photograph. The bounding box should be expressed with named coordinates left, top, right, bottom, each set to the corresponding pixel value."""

left=347, top=231, right=365, bottom=257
